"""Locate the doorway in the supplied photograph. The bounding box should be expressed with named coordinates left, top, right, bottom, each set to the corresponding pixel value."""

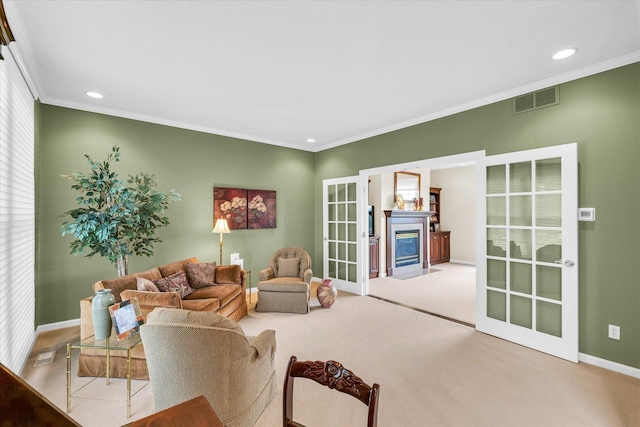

left=361, top=151, right=483, bottom=325
left=357, top=143, right=579, bottom=363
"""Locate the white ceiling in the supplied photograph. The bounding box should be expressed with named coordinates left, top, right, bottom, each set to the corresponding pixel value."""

left=5, top=1, right=640, bottom=152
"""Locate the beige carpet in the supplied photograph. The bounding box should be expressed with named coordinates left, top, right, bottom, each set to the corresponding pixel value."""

left=369, top=262, right=476, bottom=325
left=20, top=289, right=640, bottom=427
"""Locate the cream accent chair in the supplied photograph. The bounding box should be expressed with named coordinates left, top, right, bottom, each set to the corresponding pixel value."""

left=140, top=308, right=276, bottom=427
left=256, top=247, right=312, bottom=314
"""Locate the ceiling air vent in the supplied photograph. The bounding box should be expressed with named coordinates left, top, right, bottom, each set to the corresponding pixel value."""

left=513, top=86, right=559, bottom=114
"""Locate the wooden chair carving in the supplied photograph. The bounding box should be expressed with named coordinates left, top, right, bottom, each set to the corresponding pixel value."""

left=283, top=355, right=380, bottom=427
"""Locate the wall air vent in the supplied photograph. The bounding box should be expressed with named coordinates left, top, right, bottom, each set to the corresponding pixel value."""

left=513, top=86, right=559, bottom=114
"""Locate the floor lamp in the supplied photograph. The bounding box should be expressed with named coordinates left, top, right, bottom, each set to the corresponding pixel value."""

left=212, top=218, right=231, bottom=265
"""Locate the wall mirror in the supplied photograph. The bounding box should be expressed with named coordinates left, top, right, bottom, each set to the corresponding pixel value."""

left=394, top=171, right=421, bottom=210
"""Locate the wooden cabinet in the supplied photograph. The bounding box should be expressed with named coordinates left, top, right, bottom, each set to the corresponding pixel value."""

left=430, top=231, right=450, bottom=265
left=369, top=236, right=380, bottom=278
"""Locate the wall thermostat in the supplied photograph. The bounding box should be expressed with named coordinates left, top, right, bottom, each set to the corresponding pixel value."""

left=578, top=208, right=596, bottom=221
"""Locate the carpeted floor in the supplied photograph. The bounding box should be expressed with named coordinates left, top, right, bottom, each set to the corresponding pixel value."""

left=369, top=262, right=476, bottom=325
left=20, top=287, right=640, bottom=427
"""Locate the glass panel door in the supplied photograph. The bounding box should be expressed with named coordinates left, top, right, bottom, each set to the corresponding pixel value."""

left=477, top=144, right=578, bottom=362
left=323, top=176, right=363, bottom=295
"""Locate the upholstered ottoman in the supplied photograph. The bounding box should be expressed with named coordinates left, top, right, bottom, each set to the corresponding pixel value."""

left=256, top=280, right=310, bottom=314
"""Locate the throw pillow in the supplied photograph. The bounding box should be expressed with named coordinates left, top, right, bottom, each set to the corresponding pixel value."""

left=136, top=277, right=160, bottom=292
left=277, top=257, right=300, bottom=278
left=215, top=264, right=242, bottom=284
left=185, top=261, right=217, bottom=289
left=153, top=271, right=195, bottom=299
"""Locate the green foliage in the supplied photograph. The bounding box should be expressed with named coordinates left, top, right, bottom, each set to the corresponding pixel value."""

left=60, top=146, right=181, bottom=271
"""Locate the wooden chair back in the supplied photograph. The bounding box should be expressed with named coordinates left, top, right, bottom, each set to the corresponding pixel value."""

left=283, top=355, right=380, bottom=427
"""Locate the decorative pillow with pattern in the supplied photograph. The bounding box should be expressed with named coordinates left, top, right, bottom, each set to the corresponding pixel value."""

left=185, top=261, right=217, bottom=289
left=277, top=257, right=300, bottom=278
left=137, top=277, right=160, bottom=292
left=153, top=271, right=195, bottom=299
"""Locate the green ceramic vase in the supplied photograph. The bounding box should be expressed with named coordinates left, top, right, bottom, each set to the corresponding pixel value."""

left=92, top=289, right=115, bottom=339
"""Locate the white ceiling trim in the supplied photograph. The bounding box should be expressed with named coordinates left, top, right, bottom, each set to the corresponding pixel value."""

left=39, top=95, right=308, bottom=152
left=315, top=52, right=640, bottom=152
left=39, top=51, right=640, bottom=154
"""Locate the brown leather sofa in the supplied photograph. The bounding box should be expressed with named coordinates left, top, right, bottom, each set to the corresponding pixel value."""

left=78, top=257, right=247, bottom=380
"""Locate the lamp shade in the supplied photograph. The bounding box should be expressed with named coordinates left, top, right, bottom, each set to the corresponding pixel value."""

left=212, top=218, right=231, bottom=234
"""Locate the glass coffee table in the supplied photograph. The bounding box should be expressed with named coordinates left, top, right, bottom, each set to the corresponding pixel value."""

left=66, top=334, right=143, bottom=418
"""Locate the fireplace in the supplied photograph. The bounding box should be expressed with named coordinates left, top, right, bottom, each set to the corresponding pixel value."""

left=384, top=210, right=433, bottom=277
left=395, top=230, right=420, bottom=268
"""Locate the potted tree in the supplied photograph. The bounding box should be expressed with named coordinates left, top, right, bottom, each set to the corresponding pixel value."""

left=60, top=146, right=181, bottom=277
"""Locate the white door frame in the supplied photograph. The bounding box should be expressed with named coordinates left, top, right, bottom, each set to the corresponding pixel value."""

left=351, top=145, right=578, bottom=362
left=358, top=151, right=486, bottom=296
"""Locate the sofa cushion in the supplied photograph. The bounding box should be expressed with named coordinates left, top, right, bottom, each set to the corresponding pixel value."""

left=120, top=290, right=182, bottom=322
left=98, top=267, right=163, bottom=302
left=215, top=264, right=242, bottom=284
left=181, top=298, right=221, bottom=312
left=158, top=257, right=199, bottom=278
left=185, top=261, right=217, bottom=289
left=154, top=271, right=195, bottom=299
left=186, top=284, right=242, bottom=308
left=257, top=280, right=309, bottom=292
left=137, top=277, right=160, bottom=292
left=277, top=257, right=300, bottom=278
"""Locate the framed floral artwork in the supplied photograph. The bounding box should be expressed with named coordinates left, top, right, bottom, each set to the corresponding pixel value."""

left=248, top=189, right=276, bottom=229
left=213, top=187, right=248, bottom=229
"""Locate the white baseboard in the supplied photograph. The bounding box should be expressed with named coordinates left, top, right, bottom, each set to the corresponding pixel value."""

left=19, top=319, right=80, bottom=375
left=35, top=318, right=81, bottom=334
left=449, top=259, right=476, bottom=266
left=579, top=353, right=640, bottom=379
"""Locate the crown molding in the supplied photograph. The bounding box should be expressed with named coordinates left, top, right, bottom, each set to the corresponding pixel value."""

left=36, top=51, right=640, bottom=154
left=313, top=52, right=640, bottom=152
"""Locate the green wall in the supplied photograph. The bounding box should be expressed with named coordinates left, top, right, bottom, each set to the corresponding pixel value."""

left=313, top=62, right=640, bottom=369
left=36, top=62, right=639, bottom=370
left=35, top=105, right=315, bottom=325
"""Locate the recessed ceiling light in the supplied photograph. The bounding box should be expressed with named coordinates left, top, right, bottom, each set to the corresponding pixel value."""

left=306, top=138, right=315, bottom=143
left=86, top=91, right=103, bottom=99
left=552, top=48, right=577, bottom=60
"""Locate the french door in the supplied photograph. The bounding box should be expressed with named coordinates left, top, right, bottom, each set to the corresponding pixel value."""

left=323, top=176, right=363, bottom=295
left=476, top=143, right=578, bottom=362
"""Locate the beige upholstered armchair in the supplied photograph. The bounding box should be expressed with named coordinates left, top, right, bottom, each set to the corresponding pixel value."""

left=256, top=247, right=312, bottom=314
left=140, top=308, right=276, bottom=427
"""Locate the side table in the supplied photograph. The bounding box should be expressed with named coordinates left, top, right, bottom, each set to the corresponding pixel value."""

left=66, top=334, right=143, bottom=418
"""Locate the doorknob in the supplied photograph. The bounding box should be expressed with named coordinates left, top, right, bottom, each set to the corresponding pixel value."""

left=554, top=259, right=575, bottom=268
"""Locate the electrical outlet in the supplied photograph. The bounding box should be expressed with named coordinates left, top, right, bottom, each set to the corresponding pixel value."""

left=608, top=324, right=620, bottom=340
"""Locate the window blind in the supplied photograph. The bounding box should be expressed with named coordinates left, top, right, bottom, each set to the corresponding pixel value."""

left=0, top=47, right=35, bottom=374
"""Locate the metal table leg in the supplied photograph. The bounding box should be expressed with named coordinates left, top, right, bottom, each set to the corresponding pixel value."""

left=105, top=346, right=110, bottom=385
left=127, top=347, right=132, bottom=418
left=66, top=343, right=71, bottom=413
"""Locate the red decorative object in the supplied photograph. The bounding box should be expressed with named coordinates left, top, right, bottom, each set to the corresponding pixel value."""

left=317, top=279, right=337, bottom=308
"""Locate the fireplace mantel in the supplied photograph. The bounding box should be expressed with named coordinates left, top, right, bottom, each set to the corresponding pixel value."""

left=384, top=210, right=434, bottom=219
left=384, top=210, right=435, bottom=276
